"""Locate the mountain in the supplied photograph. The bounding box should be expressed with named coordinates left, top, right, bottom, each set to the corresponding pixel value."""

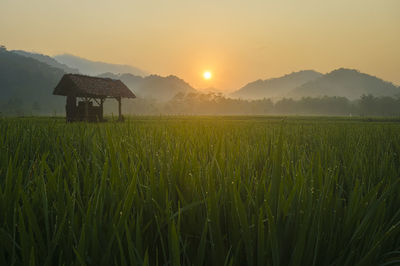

left=0, top=48, right=65, bottom=114
left=12, top=50, right=79, bottom=74
left=54, top=54, right=147, bottom=76
left=289, top=68, right=400, bottom=100
left=98, top=73, right=196, bottom=101
left=231, top=70, right=323, bottom=100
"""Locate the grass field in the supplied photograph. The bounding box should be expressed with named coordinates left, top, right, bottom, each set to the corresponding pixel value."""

left=1, top=116, right=400, bottom=265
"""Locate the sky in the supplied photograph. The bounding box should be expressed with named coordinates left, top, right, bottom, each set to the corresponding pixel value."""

left=1, top=0, right=399, bottom=91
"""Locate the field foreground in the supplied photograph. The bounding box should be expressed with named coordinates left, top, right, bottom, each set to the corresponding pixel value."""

left=1, top=116, right=400, bottom=265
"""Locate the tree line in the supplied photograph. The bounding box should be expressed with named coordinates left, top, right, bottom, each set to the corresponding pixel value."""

left=126, top=93, right=400, bottom=116
left=2, top=92, right=400, bottom=117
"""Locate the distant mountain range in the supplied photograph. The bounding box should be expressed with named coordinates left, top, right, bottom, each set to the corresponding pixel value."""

left=1, top=45, right=400, bottom=115
left=54, top=54, right=148, bottom=76
left=232, top=69, right=400, bottom=100
left=12, top=50, right=80, bottom=74
left=231, top=70, right=322, bottom=100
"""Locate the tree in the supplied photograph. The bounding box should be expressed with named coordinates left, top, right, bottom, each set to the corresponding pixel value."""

left=359, top=94, right=376, bottom=116
left=5, top=97, right=23, bottom=115
left=32, top=101, right=41, bottom=113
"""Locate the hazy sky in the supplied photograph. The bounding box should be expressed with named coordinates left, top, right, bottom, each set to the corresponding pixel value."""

left=1, top=0, right=399, bottom=91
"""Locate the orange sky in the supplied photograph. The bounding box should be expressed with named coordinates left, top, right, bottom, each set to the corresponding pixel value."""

left=1, top=0, right=399, bottom=91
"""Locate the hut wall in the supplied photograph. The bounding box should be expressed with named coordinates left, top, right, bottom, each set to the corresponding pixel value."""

left=77, top=101, right=104, bottom=122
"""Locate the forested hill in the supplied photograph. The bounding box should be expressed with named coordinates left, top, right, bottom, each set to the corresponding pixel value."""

left=0, top=47, right=65, bottom=114
left=231, top=70, right=323, bottom=99
left=289, top=68, right=400, bottom=100
left=98, top=73, right=197, bottom=101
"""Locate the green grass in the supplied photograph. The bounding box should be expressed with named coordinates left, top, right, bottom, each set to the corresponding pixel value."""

left=0, top=116, right=400, bottom=265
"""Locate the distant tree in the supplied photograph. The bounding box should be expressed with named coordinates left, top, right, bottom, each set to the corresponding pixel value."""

left=32, top=101, right=41, bottom=113
left=274, top=98, right=298, bottom=114
left=359, top=94, right=376, bottom=116
left=5, top=97, right=24, bottom=115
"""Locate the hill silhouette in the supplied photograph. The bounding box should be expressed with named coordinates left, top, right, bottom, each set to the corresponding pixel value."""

left=0, top=48, right=65, bottom=114
left=98, top=73, right=196, bottom=101
left=0, top=48, right=195, bottom=114
left=289, top=68, right=400, bottom=99
left=54, top=54, right=147, bottom=76
left=231, top=70, right=322, bottom=99
left=12, top=50, right=79, bottom=74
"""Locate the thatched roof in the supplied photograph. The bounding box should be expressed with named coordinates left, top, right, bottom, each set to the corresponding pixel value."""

left=53, top=74, right=136, bottom=98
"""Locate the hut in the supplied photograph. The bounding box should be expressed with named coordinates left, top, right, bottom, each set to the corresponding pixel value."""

left=53, top=74, right=135, bottom=122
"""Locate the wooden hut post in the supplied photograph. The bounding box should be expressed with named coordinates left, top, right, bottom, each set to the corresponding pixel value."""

left=100, top=98, right=105, bottom=121
left=66, top=95, right=76, bottom=122
left=117, top=96, right=122, bottom=121
left=84, top=98, right=89, bottom=121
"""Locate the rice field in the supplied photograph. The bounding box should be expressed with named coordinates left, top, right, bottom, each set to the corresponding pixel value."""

left=0, top=116, right=399, bottom=265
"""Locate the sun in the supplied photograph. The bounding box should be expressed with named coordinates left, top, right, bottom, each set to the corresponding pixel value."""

left=203, top=71, right=212, bottom=80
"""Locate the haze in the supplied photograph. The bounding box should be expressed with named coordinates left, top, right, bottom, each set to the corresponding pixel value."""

left=1, top=0, right=399, bottom=91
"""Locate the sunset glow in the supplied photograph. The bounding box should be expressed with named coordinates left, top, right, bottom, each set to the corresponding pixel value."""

left=203, top=71, right=212, bottom=80
left=0, top=0, right=399, bottom=90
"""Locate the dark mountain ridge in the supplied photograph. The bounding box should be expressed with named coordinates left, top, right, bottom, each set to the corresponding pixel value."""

left=0, top=48, right=65, bottom=113
left=233, top=68, right=400, bottom=100
left=54, top=54, right=147, bottom=76
left=231, top=70, right=323, bottom=99
left=12, top=50, right=79, bottom=74
left=290, top=68, right=400, bottom=99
